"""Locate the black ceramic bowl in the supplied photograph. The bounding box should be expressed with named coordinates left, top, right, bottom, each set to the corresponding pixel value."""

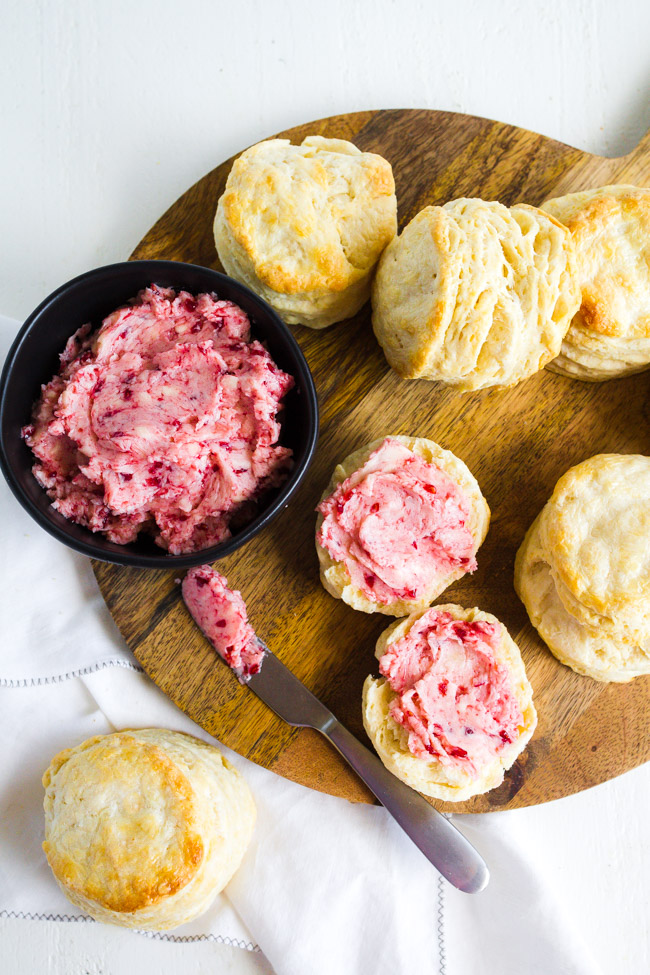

left=0, top=261, right=319, bottom=568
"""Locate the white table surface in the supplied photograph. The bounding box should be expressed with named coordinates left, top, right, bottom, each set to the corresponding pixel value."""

left=1, top=1, right=649, bottom=972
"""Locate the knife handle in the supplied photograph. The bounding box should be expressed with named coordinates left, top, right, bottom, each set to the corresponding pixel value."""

left=321, top=717, right=489, bottom=893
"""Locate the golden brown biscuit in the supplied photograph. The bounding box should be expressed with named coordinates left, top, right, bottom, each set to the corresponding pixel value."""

left=315, top=436, right=489, bottom=617
left=371, top=198, right=579, bottom=390
left=542, top=185, right=650, bottom=380
left=214, top=136, right=397, bottom=328
left=43, top=729, right=256, bottom=930
left=362, top=604, right=537, bottom=802
left=514, top=454, right=650, bottom=681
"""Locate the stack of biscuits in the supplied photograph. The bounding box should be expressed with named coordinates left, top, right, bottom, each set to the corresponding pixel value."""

left=371, top=198, right=580, bottom=390
left=371, top=186, right=650, bottom=390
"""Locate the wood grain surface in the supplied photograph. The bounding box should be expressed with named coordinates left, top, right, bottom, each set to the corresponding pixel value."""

left=93, top=109, right=650, bottom=812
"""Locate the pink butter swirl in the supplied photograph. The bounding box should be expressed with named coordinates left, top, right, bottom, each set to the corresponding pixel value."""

left=317, top=438, right=477, bottom=605
left=380, top=610, right=523, bottom=773
left=23, top=285, right=294, bottom=554
left=182, top=565, right=264, bottom=681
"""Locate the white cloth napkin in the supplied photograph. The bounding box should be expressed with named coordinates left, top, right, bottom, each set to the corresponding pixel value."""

left=1, top=312, right=644, bottom=975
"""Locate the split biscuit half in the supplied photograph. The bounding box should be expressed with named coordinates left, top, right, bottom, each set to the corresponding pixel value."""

left=315, top=435, right=489, bottom=617
left=362, top=604, right=537, bottom=802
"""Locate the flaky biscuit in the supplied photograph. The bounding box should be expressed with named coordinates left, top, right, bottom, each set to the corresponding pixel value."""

left=542, top=185, right=650, bottom=380
left=539, top=455, right=650, bottom=643
left=362, top=605, right=537, bottom=802
left=43, top=730, right=256, bottom=930
left=371, top=198, right=579, bottom=390
left=515, top=515, right=650, bottom=681
left=214, top=136, right=397, bottom=329
left=315, top=436, right=489, bottom=616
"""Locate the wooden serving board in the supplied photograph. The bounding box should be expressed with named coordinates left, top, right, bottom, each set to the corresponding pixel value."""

left=93, top=110, right=650, bottom=813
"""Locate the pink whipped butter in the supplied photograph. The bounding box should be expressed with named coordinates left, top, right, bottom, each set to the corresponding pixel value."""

left=317, top=438, right=476, bottom=604
left=182, top=565, right=264, bottom=680
left=23, top=286, right=294, bottom=553
left=380, top=610, right=523, bottom=773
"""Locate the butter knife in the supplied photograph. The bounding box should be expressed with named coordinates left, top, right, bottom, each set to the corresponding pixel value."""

left=245, top=642, right=489, bottom=893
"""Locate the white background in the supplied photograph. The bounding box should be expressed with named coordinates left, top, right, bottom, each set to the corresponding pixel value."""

left=1, top=0, right=649, bottom=972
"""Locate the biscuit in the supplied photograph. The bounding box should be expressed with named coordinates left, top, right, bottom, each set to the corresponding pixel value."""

left=315, top=436, right=489, bottom=616
left=362, top=604, right=536, bottom=802
left=42, top=729, right=256, bottom=930
left=514, top=454, right=650, bottom=681
left=371, top=198, right=579, bottom=390
left=542, top=185, right=650, bottom=380
left=214, top=136, right=397, bottom=329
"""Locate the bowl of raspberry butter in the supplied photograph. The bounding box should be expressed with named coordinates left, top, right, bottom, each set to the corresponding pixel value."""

left=0, top=261, right=319, bottom=568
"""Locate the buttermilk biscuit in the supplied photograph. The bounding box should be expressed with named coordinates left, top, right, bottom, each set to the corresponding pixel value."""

left=214, top=136, right=397, bottom=329
left=315, top=436, right=489, bottom=617
left=362, top=605, right=536, bottom=802
left=371, top=198, right=579, bottom=390
left=542, top=185, right=650, bottom=380
left=514, top=454, right=650, bottom=681
left=43, top=730, right=256, bottom=930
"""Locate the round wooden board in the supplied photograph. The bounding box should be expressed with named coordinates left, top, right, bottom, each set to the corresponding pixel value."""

left=93, top=109, right=650, bottom=813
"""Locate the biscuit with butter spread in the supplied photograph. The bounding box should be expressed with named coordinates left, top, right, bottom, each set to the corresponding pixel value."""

left=362, top=604, right=536, bottom=802
left=315, top=436, right=489, bottom=617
